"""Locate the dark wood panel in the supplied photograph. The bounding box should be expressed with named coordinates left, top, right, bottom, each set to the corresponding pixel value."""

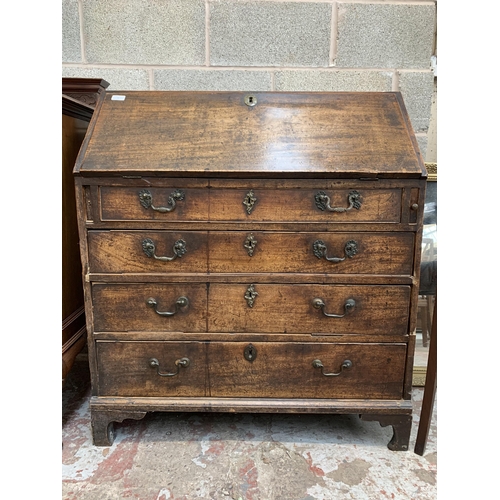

left=96, top=341, right=208, bottom=397
left=88, top=230, right=208, bottom=273
left=208, top=342, right=406, bottom=399
left=92, top=283, right=208, bottom=332
left=62, top=113, right=88, bottom=322
left=96, top=340, right=406, bottom=399
left=208, top=231, right=414, bottom=275
left=100, top=185, right=209, bottom=222
left=209, top=187, right=402, bottom=223
left=208, top=284, right=411, bottom=334
left=77, top=92, right=425, bottom=178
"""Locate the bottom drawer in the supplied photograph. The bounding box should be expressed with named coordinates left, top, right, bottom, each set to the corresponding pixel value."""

left=96, top=341, right=406, bottom=399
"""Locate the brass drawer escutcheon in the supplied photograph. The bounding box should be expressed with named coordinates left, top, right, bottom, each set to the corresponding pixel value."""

left=142, top=238, right=187, bottom=262
left=312, top=359, right=352, bottom=377
left=312, top=298, right=355, bottom=318
left=149, top=357, right=190, bottom=377
left=244, top=284, right=258, bottom=308
left=146, top=296, right=189, bottom=316
left=244, top=233, right=258, bottom=256
left=138, top=188, right=185, bottom=213
left=314, top=190, right=362, bottom=213
left=313, top=239, right=358, bottom=262
left=243, top=189, right=257, bottom=215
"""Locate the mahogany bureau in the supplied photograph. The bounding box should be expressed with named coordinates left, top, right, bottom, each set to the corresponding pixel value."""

left=73, top=91, right=426, bottom=449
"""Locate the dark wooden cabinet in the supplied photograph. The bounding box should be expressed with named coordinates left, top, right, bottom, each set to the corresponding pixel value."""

left=62, top=78, right=108, bottom=384
left=74, top=91, right=426, bottom=449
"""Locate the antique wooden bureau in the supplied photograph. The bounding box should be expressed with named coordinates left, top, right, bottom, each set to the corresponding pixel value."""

left=73, top=91, right=426, bottom=449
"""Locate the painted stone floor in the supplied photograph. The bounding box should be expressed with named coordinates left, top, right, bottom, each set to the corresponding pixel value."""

left=62, top=354, right=437, bottom=500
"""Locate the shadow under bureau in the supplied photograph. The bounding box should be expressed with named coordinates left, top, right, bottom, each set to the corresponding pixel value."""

left=74, top=91, right=426, bottom=449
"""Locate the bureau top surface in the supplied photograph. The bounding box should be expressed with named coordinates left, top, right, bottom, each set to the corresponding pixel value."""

left=75, top=91, right=426, bottom=179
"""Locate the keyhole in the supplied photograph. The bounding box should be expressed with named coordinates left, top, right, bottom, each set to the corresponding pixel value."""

left=244, top=344, right=257, bottom=362
left=245, top=95, right=257, bottom=107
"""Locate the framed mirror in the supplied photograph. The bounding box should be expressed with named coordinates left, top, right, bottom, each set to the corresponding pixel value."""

left=413, top=162, right=437, bottom=386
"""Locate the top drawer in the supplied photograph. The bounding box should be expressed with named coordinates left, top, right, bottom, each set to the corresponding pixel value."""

left=97, top=180, right=407, bottom=224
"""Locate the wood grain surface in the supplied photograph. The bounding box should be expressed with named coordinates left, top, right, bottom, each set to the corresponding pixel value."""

left=77, top=92, right=424, bottom=178
left=96, top=340, right=406, bottom=399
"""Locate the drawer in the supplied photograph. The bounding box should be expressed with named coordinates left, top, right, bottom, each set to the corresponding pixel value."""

left=208, top=231, right=414, bottom=275
left=100, top=186, right=209, bottom=222
left=208, top=342, right=406, bottom=399
left=208, top=284, right=411, bottom=335
left=96, top=341, right=208, bottom=397
left=96, top=182, right=409, bottom=225
left=96, top=340, right=406, bottom=399
left=92, top=283, right=208, bottom=332
left=209, top=187, right=402, bottom=223
left=88, top=230, right=208, bottom=273
left=92, top=283, right=410, bottom=335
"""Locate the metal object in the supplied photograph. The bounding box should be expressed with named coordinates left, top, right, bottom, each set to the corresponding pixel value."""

left=244, top=344, right=257, bottom=362
left=243, top=190, right=257, bottom=214
left=149, top=357, right=190, bottom=377
left=411, top=203, right=419, bottom=211
left=312, top=298, right=356, bottom=318
left=314, top=190, right=362, bottom=212
left=244, top=284, right=258, bottom=308
left=312, top=359, right=352, bottom=377
left=244, top=95, right=257, bottom=107
left=313, top=239, right=358, bottom=262
left=244, top=233, right=258, bottom=256
left=142, top=238, right=187, bottom=262
left=138, top=189, right=185, bottom=213
left=146, top=296, right=189, bottom=316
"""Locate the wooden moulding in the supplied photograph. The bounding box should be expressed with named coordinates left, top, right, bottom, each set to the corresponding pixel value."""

left=62, top=328, right=86, bottom=384
left=63, top=78, right=110, bottom=109
left=89, top=397, right=412, bottom=449
left=91, top=396, right=412, bottom=414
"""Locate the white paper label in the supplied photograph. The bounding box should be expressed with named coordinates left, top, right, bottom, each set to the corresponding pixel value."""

left=111, top=95, right=126, bottom=101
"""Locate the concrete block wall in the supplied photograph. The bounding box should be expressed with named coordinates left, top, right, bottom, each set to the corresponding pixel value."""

left=62, top=0, right=437, bottom=159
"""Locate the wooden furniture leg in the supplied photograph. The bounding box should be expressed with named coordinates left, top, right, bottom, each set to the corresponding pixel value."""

left=91, top=410, right=147, bottom=446
left=414, top=297, right=437, bottom=455
left=361, top=413, right=412, bottom=451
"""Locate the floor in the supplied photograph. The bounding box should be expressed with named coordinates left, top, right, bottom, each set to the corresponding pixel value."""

left=62, top=353, right=437, bottom=500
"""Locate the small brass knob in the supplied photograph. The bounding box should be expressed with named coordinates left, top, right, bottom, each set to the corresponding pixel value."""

left=411, top=203, right=419, bottom=211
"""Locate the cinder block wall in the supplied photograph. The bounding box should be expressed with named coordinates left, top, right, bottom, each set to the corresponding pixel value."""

left=62, top=0, right=437, bottom=160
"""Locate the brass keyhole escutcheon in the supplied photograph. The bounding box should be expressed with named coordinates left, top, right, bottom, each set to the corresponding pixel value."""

left=244, top=95, right=257, bottom=107
left=244, top=344, right=257, bottom=362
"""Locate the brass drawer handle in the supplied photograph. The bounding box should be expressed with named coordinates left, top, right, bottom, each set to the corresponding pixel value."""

left=313, top=239, right=358, bottom=262
left=149, top=357, right=190, bottom=377
left=142, top=238, right=186, bottom=262
left=139, top=189, right=185, bottom=213
left=312, top=298, right=355, bottom=318
left=315, top=190, right=361, bottom=212
left=312, top=359, right=352, bottom=377
left=146, top=296, right=189, bottom=316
